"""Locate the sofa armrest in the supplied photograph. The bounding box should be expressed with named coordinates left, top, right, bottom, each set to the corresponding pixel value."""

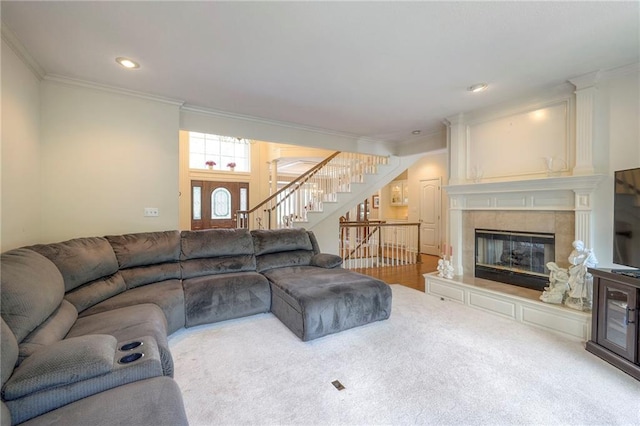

left=310, top=253, right=343, bottom=269
left=3, top=335, right=163, bottom=424
left=3, top=335, right=117, bottom=400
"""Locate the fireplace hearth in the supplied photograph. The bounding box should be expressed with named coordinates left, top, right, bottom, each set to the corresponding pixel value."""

left=475, top=229, right=555, bottom=291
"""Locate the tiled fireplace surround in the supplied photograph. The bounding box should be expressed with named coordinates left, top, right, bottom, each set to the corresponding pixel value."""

left=461, top=210, right=574, bottom=278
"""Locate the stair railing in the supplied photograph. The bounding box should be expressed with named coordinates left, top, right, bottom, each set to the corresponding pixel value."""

left=339, top=221, right=422, bottom=269
left=237, top=151, right=388, bottom=229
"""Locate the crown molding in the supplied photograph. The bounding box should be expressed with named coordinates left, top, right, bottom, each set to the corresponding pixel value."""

left=569, top=63, right=639, bottom=90
left=1, top=23, right=45, bottom=79
left=569, top=71, right=601, bottom=90
left=600, top=62, right=640, bottom=82
left=180, top=104, right=388, bottom=148
left=43, top=74, right=185, bottom=107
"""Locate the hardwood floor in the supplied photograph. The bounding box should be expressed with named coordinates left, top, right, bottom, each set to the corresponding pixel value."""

left=353, top=254, right=440, bottom=292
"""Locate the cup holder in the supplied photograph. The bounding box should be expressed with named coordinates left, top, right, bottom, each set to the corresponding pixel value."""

left=119, top=341, right=143, bottom=351
left=118, top=352, right=144, bottom=364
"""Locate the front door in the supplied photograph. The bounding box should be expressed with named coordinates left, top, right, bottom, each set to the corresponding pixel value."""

left=191, top=180, right=249, bottom=229
left=419, top=178, right=441, bottom=255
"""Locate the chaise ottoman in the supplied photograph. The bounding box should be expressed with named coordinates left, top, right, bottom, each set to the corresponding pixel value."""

left=252, top=228, right=392, bottom=341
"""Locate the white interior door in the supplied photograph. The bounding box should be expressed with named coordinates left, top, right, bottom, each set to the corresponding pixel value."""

left=419, top=178, right=441, bottom=255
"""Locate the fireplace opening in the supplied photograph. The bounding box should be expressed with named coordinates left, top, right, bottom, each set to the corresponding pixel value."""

left=475, top=229, right=555, bottom=291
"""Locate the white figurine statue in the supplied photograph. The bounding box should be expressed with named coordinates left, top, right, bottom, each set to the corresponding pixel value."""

left=437, top=259, right=445, bottom=277
left=443, top=260, right=454, bottom=279
left=540, top=262, right=570, bottom=304
left=564, top=240, right=598, bottom=311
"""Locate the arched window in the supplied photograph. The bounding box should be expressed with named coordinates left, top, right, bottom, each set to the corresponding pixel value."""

left=211, top=187, right=231, bottom=219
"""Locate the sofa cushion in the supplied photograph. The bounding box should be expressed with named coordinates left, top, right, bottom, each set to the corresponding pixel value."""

left=181, top=254, right=257, bottom=279
left=1, top=319, right=19, bottom=387
left=310, top=253, right=343, bottom=269
left=181, top=228, right=254, bottom=259
left=119, top=263, right=182, bottom=289
left=3, top=334, right=117, bottom=400
left=66, top=304, right=173, bottom=377
left=1, top=249, right=65, bottom=342
left=255, top=250, right=315, bottom=273
left=79, top=280, right=186, bottom=333
left=18, top=300, right=78, bottom=364
left=106, top=231, right=181, bottom=269
left=107, top=231, right=182, bottom=290
left=18, top=376, right=188, bottom=426
left=183, top=272, right=270, bottom=327
left=251, top=228, right=313, bottom=256
left=30, top=237, right=119, bottom=292
left=181, top=229, right=257, bottom=279
left=64, top=273, right=127, bottom=314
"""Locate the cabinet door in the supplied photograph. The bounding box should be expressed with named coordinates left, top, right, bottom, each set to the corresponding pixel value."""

left=390, top=182, right=403, bottom=205
left=402, top=181, right=409, bottom=205
left=597, top=279, right=638, bottom=361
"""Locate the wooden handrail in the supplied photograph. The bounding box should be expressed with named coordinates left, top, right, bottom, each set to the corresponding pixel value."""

left=340, top=221, right=421, bottom=227
left=238, top=151, right=341, bottom=217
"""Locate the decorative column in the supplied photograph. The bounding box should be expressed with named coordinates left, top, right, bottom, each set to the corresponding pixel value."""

left=445, top=113, right=466, bottom=185
left=574, top=188, right=596, bottom=250
left=444, top=114, right=466, bottom=276
left=270, top=159, right=278, bottom=196
left=448, top=195, right=464, bottom=276
left=569, top=72, right=600, bottom=176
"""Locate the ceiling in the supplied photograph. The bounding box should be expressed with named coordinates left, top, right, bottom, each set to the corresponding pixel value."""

left=2, top=1, right=638, bottom=145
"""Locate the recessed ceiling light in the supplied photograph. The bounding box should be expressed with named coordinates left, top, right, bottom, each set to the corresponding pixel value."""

left=115, top=57, right=140, bottom=69
left=412, top=130, right=421, bottom=135
left=468, top=83, right=488, bottom=93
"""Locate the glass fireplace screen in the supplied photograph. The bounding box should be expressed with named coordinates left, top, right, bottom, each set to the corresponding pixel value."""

left=475, top=229, right=555, bottom=290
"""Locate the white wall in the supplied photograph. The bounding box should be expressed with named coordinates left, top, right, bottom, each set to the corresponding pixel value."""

left=593, top=69, right=640, bottom=268
left=1, top=39, right=42, bottom=251
left=39, top=81, right=181, bottom=243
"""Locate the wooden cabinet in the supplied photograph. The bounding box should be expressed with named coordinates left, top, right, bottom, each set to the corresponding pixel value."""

left=587, top=269, right=640, bottom=380
left=390, top=180, right=408, bottom=206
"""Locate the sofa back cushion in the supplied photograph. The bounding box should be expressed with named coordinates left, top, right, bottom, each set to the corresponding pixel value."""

left=251, top=228, right=314, bottom=255
left=30, top=237, right=126, bottom=315
left=251, top=228, right=319, bottom=272
left=30, top=237, right=119, bottom=292
left=106, top=231, right=181, bottom=288
left=18, top=300, right=78, bottom=364
left=1, top=249, right=65, bottom=343
left=180, top=229, right=256, bottom=279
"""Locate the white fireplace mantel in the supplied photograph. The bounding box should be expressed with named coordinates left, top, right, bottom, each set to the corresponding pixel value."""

left=445, top=174, right=605, bottom=211
left=444, top=174, right=605, bottom=276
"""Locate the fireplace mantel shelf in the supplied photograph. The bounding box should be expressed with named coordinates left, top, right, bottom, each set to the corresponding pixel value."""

left=445, top=174, right=605, bottom=196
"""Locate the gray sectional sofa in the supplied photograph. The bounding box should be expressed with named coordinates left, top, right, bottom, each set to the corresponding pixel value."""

left=1, top=228, right=392, bottom=425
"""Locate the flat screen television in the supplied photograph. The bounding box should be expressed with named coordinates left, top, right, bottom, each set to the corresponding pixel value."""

left=613, top=167, right=640, bottom=273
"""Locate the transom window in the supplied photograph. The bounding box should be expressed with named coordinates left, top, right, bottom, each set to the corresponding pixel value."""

left=189, top=132, right=251, bottom=172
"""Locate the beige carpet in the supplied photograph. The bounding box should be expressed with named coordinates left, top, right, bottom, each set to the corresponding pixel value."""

left=169, top=285, right=640, bottom=425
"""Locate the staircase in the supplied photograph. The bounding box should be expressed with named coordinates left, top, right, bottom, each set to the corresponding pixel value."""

left=237, top=151, right=392, bottom=230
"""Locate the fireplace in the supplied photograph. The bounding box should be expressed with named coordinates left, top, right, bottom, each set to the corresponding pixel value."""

left=475, top=229, right=555, bottom=291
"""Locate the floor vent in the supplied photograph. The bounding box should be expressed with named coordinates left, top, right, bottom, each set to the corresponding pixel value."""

left=331, top=380, right=345, bottom=391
